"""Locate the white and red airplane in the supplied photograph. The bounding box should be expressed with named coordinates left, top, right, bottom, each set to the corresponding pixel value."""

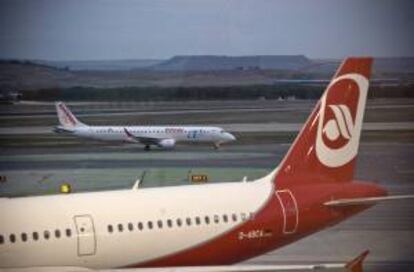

left=1, top=58, right=412, bottom=272
left=53, top=102, right=236, bottom=150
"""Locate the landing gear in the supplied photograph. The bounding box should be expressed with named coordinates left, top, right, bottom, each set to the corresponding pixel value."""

left=214, top=142, right=221, bottom=150
left=144, top=145, right=151, bottom=151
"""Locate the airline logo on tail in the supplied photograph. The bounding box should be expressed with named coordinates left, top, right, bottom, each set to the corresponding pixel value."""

left=56, top=102, right=84, bottom=128
left=316, top=73, right=369, bottom=168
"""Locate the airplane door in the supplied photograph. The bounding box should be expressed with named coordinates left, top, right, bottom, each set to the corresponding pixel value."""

left=73, top=215, right=97, bottom=256
left=276, top=190, right=298, bottom=234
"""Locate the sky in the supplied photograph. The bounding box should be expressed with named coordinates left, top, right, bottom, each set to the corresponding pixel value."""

left=0, top=0, right=413, bottom=60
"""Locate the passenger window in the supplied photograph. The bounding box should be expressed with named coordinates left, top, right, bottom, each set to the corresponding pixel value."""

left=66, top=229, right=72, bottom=237
left=128, top=223, right=134, bottom=231
left=205, top=216, right=210, bottom=224
left=195, top=217, right=201, bottom=225
left=148, top=221, right=153, bottom=229
left=10, top=234, right=16, bottom=243
left=223, top=214, right=228, bottom=223
left=157, top=220, right=163, bottom=229
left=0, top=235, right=3, bottom=244
left=118, top=224, right=124, bottom=232
left=249, top=212, right=255, bottom=220
left=44, top=231, right=50, bottom=240
left=232, top=213, right=238, bottom=222
left=186, top=217, right=192, bottom=226
left=55, top=229, right=61, bottom=238
left=167, top=219, right=173, bottom=228
left=241, top=213, right=247, bottom=221
left=21, top=233, right=28, bottom=242
left=214, top=215, right=220, bottom=224
left=137, top=222, right=143, bottom=230
left=176, top=218, right=182, bottom=227
left=108, top=225, right=113, bottom=233
left=32, top=232, right=39, bottom=241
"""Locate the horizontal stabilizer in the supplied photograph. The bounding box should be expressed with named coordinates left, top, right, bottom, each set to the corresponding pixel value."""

left=324, top=195, right=414, bottom=207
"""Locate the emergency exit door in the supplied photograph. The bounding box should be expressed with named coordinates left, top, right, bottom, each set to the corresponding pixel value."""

left=276, top=190, right=298, bottom=234
left=74, top=215, right=97, bottom=256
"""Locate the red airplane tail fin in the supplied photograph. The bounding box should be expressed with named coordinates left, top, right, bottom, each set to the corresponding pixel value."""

left=274, top=58, right=373, bottom=189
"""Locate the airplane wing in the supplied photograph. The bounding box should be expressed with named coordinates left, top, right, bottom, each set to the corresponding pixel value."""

left=324, top=195, right=414, bottom=207
left=0, top=251, right=369, bottom=272
left=123, top=128, right=165, bottom=145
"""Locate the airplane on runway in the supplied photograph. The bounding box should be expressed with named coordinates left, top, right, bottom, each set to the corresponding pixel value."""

left=2, top=58, right=414, bottom=272
left=53, top=102, right=236, bottom=150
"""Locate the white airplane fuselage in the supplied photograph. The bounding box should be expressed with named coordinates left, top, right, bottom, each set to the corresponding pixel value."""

left=0, top=176, right=273, bottom=268
left=62, top=125, right=235, bottom=144
left=54, top=102, right=236, bottom=149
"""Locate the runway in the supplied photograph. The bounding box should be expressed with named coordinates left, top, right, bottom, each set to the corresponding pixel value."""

left=0, top=99, right=413, bottom=271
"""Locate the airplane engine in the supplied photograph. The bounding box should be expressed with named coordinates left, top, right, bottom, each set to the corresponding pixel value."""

left=158, top=139, right=176, bottom=149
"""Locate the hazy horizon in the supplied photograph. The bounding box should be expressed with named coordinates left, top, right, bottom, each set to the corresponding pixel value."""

left=1, top=0, right=413, bottom=61
left=3, top=55, right=414, bottom=63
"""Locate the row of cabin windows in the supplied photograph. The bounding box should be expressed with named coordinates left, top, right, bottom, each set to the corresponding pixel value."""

left=107, top=213, right=252, bottom=234
left=95, top=129, right=212, bottom=134
left=0, top=229, right=72, bottom=245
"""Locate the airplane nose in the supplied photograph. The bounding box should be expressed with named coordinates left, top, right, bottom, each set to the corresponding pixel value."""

left=226, top=132, right=236, bottom=141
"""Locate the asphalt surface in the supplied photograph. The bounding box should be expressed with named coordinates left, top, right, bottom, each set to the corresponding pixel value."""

left=0, top=99, right=413, bottom=271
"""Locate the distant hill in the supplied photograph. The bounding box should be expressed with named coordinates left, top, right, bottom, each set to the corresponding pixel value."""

left=150, top=55, right=312, bottom=71
left=309, top=57, right=414, bottom=74
left=20, top=56, right=414, bottom=74
left=1, top=56, right=413, bottom=91
left=0, top=60, right=74, bottom=90
left=34, top=59, right=163, bottom=71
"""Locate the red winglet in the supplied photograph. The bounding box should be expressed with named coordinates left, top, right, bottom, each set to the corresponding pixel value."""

left=345, top=250, right=370, bottom=272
